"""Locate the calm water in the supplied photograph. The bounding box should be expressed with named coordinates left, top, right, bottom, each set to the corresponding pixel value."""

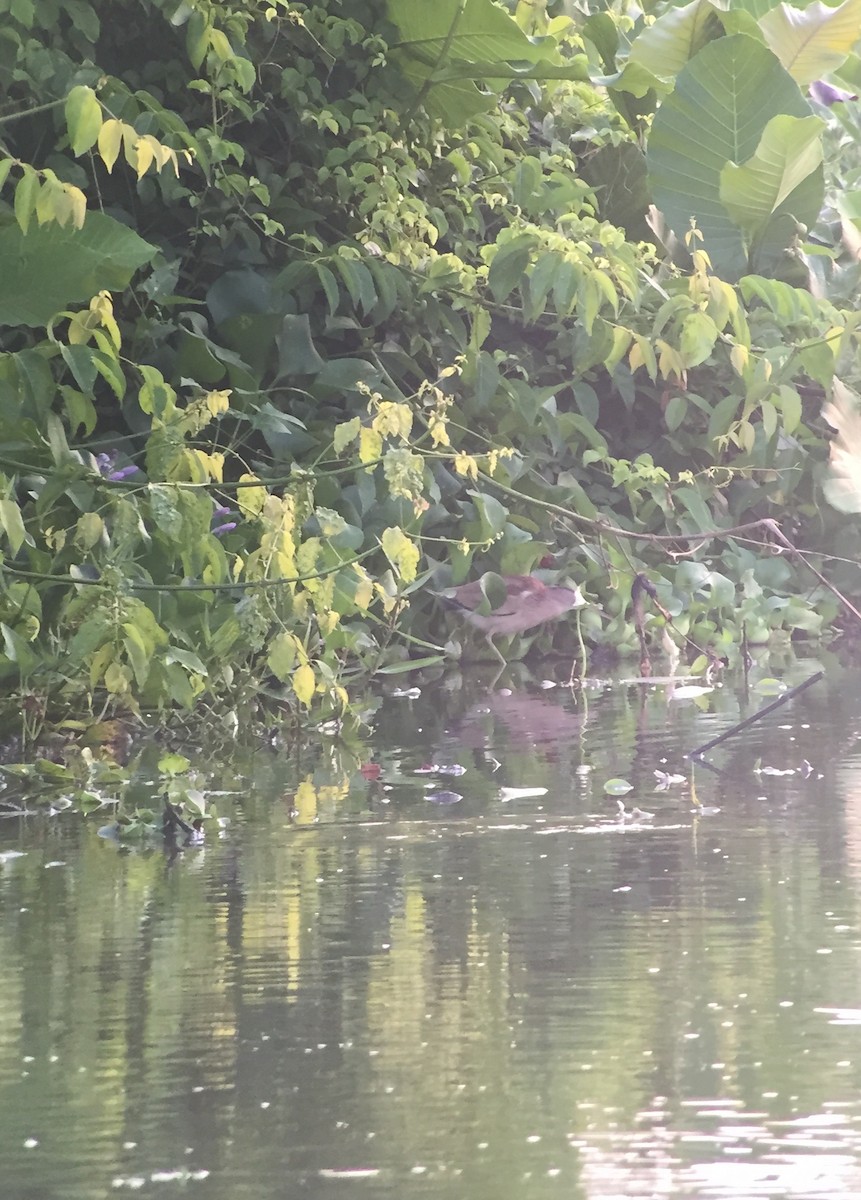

left=3, top=658, right=861, bottom=1199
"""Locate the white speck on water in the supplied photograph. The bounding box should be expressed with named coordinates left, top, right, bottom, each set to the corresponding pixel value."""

left=318, top=1168, right=380, bottom=1180
left=23, top=1138, right=38, bottom=1149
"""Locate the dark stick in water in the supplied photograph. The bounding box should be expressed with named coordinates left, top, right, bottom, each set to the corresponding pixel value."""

left=686, top=670, right=824, bottom=759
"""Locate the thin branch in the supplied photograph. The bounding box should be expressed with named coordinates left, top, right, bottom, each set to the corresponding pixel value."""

left=687, top=670, right=824, bottom=759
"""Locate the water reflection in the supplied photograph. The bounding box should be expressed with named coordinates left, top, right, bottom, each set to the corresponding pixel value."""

left=1, top=666, right=861, bottom=1197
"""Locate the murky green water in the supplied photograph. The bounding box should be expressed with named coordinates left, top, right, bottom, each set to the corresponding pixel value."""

left=3, top=659, right=861, bottom=1198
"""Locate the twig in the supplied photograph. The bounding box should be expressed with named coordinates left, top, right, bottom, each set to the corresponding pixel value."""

left=686, top=670, right=824, bottom=759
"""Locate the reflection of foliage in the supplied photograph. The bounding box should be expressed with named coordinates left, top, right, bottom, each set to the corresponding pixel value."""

left=0, top=0, right=860, bottom=725
left=0, top=678, right=858, bottom=1190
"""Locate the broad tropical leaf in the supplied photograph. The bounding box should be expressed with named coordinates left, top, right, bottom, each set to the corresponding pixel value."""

left=760, top=0, right=861, bottom=86
left=647, top=35, right=812, bottom=279
left=0, top=211, right=155, bottom=326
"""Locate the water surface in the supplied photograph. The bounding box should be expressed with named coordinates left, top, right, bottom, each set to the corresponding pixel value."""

left=2, top=660, right=861, bottom=1198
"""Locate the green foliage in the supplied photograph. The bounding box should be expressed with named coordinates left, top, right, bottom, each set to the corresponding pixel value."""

left=0, top=0, right=858, bottom=733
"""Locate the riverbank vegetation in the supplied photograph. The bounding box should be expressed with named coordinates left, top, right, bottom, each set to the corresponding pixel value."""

left=2, top=0, right=861, bottom=738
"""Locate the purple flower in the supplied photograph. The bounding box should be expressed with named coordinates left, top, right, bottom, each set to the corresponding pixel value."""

left=107, top=465, right=140, bottom=482
left=95, top=450, right=140, bottom=481
left=211, top=521, right=238, bottom=537
left=810, top=80, right=857, bottom=106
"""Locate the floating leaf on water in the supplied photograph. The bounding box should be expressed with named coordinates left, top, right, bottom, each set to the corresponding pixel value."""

left=391, top=687, right=421, bottom=699
left=539, top=679, right=557, bottom=689
left=425, top=790, right=462, bottom=805
left=754, top=677, right=787, bottom=695
left=670, top=685, right=714, bottom=700
left=604, top=778, right=633, bottom=796
left=184, top=788, right=207, bottom=815
left=97, top=824, right=120, bottom=840
left=498, top=786, right=548, bottom=801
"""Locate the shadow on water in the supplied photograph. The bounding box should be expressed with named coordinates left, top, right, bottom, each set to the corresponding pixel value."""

left=2, top=660, right=861, bottom=1197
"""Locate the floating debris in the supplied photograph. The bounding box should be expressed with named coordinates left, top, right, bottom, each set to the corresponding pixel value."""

left=616, top=801, right=655, bottom=820
left=654, top=770, right=686, bottom=789
left=498, top=787, right=548, bottom=802
left=424, top=790, right=462, bottom=805
left=603, top=778, right=633, bottom=796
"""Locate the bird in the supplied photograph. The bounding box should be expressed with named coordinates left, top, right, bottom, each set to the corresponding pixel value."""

left=440, top=572, right=585, bottom=665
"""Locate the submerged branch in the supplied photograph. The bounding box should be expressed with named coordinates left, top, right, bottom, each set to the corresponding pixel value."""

left=686, top=670, right=824, bottom=760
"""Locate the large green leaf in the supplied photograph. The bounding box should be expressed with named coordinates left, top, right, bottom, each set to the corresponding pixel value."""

left=760, top=0, right=861, bottom=86
left=386, top=0, right=557, bottom=124
left=629, top=0, right=724, bottom=83
left=0, top=211, right=156, bottom=327
left=646, top=35, right=812, bottom=279
left=720, top=114, right=823, bottom=236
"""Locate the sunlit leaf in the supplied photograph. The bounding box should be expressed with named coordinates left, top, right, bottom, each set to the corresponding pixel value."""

left=822, top=378, right=861, bottom=513
left=293, top=662, right=316, bottom=706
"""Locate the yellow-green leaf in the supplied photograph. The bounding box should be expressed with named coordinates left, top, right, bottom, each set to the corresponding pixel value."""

left=268, top=631, right=297, bottom=682
left=761, top=0, right=861, bottom=86
left=0, top=498, right=26, bottom=554
left=293, top=662, right=316, bottom=706
left=65, top=85, right=102, bottom=156
left=14, top=165, right=39, bottom=234
left=97, top=118, right=123, bottom=173
left=381, top=526, right=420, bottom=584
left=679, top=310, right=718, bottom=368
left=236, top=472, right=267, bottom=517
left=334, top=417, right=361, bottom=453
left=104, top=661, right=132, bottom=694
left=75, top=511, right=104, bottom=550
left=359, top=426, right=382, bottom=464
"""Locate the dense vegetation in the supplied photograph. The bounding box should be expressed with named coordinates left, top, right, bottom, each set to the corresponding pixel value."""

left=2, top=0, right=861, bottom=733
